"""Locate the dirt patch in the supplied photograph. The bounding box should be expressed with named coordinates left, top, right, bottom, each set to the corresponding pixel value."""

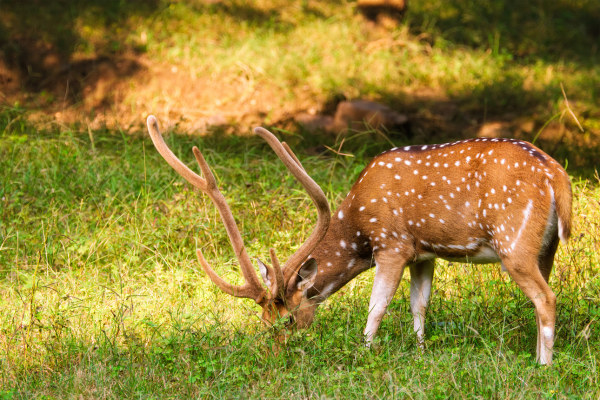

left=0, top=51, right=532, bottom=143
left=3, top=51, right=331, bottom=136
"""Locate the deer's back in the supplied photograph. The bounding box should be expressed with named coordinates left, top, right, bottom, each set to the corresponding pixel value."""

left=338, top=138, right=568, bottom=261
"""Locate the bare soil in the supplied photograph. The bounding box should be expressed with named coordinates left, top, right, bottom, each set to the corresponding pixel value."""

left=0, top=36, right=584, bottom=154
left=1, top=40, right=325, bottom=135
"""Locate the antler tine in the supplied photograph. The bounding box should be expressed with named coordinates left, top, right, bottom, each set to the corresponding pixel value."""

left=282, top=142, right=306, bottom=173
left=192, top=147, right=217, bottom=190
left=146, top=116, right=207, bottom=191
left=268, top=248, right=284, bottom=297
left=147, top=116, right=265, bottom=302
left=253, top=127, right=331, bottom=283
left=196, top=249, right=237, bottom=296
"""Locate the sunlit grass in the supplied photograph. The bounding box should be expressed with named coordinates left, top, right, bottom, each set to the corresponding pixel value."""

left=1, top=112, right=599, bottom=398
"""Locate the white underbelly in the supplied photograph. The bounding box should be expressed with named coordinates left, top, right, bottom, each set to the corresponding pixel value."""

left=416, top=244, right=502, bottom=265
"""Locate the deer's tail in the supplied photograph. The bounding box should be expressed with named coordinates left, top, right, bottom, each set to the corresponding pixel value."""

left=551, top=170, right=573, bottom=243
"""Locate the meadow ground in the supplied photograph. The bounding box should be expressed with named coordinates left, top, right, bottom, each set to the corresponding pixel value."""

left=1, top=112, right=599, bottom=398
left=1, top=0, right=600, bottom=398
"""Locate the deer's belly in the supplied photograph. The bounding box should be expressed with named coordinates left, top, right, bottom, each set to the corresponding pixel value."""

left=416, top=244, right=501, bottom=265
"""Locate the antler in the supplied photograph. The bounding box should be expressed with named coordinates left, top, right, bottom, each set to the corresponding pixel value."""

left=147, top=116, right=275, bottom=303
left=146, top=116, right=330, bottom=303
left=253, top=127, right=331, bottom=285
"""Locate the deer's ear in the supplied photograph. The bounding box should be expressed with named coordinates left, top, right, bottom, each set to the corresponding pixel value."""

left=296, top=258, right=318, bottom=291
left=257, top=258, right=272, bottom=288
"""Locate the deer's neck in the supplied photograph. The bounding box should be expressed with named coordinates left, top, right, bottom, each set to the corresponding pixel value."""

left=307, top=196, right=374, bottom=301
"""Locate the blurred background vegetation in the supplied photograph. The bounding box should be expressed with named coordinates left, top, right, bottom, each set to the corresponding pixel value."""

left=1, top=0, right=598, bottom=175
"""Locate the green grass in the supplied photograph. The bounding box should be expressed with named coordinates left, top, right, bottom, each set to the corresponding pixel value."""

left=1, top=109, right=600, bottom=398
left=1, top=0, right=600, bottom=397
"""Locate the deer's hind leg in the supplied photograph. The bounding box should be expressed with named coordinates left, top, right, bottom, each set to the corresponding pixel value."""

left=364, top=249, right=411, bottom=345
left=409, top=259, right=435, bottom=345
left=501, top=249, right=557, bottom=365
left=535, top=234, right=561, bottom=362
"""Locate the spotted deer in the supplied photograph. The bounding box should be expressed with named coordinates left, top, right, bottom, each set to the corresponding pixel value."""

left=147, top=115, right=572, bottom=365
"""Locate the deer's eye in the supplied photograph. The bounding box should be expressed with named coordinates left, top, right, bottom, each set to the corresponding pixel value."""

left=284, top=314, right=295, bottom=326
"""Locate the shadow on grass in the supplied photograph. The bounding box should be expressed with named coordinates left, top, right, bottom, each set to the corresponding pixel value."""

left=0, top=0, right=162, bottom=106
left=0, top=0, right=331, bottom=107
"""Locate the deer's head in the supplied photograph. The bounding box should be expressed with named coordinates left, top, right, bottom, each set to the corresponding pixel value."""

left=146, top=116, right=330, bottom=330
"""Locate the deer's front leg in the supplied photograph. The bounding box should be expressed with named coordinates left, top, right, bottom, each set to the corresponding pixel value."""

left=364, top=250, right=409, bottom=346
left=409, top=259, right=435, bottom=346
